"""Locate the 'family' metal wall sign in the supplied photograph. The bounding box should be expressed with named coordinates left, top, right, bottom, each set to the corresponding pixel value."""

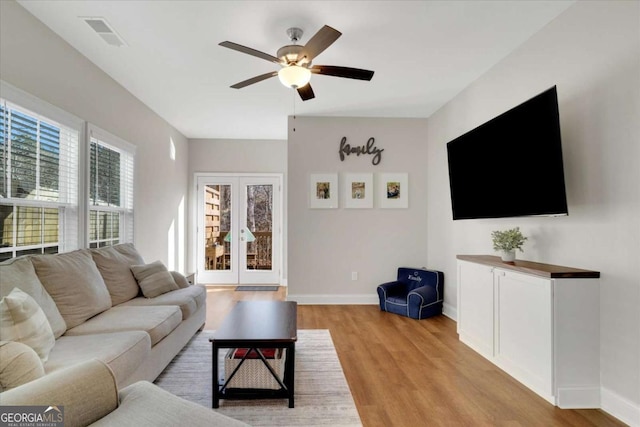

left=338, top=136, right=384, bottom=166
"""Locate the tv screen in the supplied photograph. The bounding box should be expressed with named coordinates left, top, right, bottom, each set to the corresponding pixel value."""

left=446, top=86, right=568, bottom=220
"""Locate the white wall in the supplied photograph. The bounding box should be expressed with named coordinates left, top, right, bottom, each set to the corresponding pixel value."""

left=0, top=1, right=190, bottom=270
left=187, top=138, right=287, bottom=276
left=426, top=1, right=639, bottom=423
left=287, top=116, right=429, bottom=303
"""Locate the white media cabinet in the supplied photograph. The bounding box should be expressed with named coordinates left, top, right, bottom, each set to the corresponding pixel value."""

left=456, top=255, right=600, bottom=408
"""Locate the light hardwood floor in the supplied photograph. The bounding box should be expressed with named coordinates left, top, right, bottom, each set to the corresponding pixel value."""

left=204, top=286, right=624, bottom=427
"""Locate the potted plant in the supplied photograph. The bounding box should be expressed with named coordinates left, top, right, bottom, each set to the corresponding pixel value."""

left=491, top=227, right=528, bottom=262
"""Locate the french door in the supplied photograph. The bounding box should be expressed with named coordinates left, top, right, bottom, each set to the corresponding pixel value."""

left=196, top=174, right=281, bottom=285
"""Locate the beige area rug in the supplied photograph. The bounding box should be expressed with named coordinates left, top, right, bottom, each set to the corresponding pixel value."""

left=154, top=329, right=362, bottom=426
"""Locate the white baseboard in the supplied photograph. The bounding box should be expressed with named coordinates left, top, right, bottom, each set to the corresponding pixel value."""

left=286, top=294, right=378, bottom=305
left=556, top=387, right=601, bottom=409
left=601, top=387, right=640, bottom=427
left=443, top=302, right=457, bottom=321
left=287, top=295, right=458, bottom=316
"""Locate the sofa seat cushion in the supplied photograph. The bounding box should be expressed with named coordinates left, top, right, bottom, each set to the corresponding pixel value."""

left=91, top=244, right=144, bottom=306
left=46, top=331, right=150, bottom=383
left=64, top=306, right=182, bottom=346
left=31, top=250, right=112, bottom=329
left=386, top=295, right=408, bottom=306
left=117, top=285, right=206, bottom=320
left=0, top=257, right=67, bottom=338
left=92, top=381, right=250, bottom=427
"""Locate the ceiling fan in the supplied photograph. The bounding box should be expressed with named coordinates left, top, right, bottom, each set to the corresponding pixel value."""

left=219, top=25, right=374, bottom=101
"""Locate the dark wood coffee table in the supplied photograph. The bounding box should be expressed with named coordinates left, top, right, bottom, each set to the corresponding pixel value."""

left=210, top=301, right=297, bottom=408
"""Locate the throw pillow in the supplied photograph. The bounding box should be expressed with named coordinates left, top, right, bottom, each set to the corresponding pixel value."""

left=0, top=341, right=45, bottom=391
left=0, top=288, right=55, bottom=362
left=170, top=271, right=191, bottom=289
left=31, top=250, right=112, bottom=329
left=0, top=257, right=67, bottom=339
left=131, top=261, right=179, bottom=298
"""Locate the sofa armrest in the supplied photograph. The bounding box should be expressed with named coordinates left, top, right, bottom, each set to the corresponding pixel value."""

left=0, top=359, right=119, bottom=427
left=92, top=381, right=250, bottom=426
left=407, top=285, right=440, bottom=319
left=408, top=285, right=439, bottom=304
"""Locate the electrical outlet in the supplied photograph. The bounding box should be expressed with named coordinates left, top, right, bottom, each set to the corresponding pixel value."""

left=351, top=271, right=358, bottom=281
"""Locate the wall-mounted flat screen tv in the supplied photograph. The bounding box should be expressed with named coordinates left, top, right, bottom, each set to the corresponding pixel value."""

left=446, top=86, right=568, bottom=220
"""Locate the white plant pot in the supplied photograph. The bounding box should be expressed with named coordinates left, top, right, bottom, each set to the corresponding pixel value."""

left=501, top=250, right=516, bottom=262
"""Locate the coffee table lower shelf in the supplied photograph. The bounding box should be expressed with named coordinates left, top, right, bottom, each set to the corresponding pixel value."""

left=211, top=342, right=296, bottom=408
left=216, top=386, right=292, bottom=401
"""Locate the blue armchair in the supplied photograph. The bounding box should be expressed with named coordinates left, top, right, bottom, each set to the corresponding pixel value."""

left=377, top=267, right=444, bottom=319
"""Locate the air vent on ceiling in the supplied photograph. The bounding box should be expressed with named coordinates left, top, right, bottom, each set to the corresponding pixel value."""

left=81, top=17, right=127, bottom=47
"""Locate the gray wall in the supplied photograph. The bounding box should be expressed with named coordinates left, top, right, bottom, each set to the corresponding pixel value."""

left=426, top=0, right=639, bottom=420
left=287, top=116, right=429, bottom=303
left=187, top=138, right=287, bottom=276
left=0, top=0, right=190, bottom=271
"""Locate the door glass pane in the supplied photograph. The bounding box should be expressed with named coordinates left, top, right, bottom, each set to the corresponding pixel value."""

left=204, top=184, right=231, bottom=271
left=245, top=184, right=272, bottom=271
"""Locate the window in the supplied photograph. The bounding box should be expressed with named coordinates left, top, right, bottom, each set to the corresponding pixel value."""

left=0, top=86, right=81, bottom=261
left=0, top=82, right=136, bottom=260
left=88, top=125, right=134, bottom=248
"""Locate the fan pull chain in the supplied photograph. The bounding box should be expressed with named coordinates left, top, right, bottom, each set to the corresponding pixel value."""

left=292, top=89, right=296, bottom=132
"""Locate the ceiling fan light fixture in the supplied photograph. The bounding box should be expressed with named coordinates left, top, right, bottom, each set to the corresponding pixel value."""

left=278, top=65, right=311, bottom=89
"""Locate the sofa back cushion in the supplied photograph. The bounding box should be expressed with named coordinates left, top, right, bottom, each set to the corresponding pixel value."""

left=170, top=271, right=191, bottom=289
left=396, top=267, right=444, bottom=297
left=32, top=250, right=112, bottom=329
left=0, top=257, right=67, bottom=338
left=91, top=244, right=145, bottom=305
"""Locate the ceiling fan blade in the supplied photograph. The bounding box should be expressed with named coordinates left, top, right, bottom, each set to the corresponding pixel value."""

left=311, top=65, right=374, bottom=81
left=230, top=71, right=278, bottom=89
left=297, top=83, right=315, bottom=101
left=301, top=25, right=341, bottom=61
left=219, top=41, right=282, bottom=65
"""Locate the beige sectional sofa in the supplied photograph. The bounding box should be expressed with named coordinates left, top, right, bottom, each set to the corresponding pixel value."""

left=1, top=359, right=248, bottom=426
left=0, top=243, right=206, bottom=389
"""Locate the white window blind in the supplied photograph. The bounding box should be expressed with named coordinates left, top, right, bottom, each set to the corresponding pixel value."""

left=0, top=84, right=81, bottom=260
left=88, top=124, right=135, bottom=248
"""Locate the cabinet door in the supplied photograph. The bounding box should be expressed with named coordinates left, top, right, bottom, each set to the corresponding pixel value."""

left=458, top=261, right=495, bottom=358
left=495, top=270, right=553, bottom=398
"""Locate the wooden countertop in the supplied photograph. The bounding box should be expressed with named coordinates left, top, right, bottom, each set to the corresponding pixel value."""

left=457, top=255, right=600, bottom=279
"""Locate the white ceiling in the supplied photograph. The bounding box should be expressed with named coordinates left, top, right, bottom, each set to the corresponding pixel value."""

left=17, top=1, right=574, bottom=140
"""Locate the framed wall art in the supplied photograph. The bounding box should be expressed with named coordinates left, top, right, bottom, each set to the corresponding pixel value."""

left=344, top=173, right=373, bottom=209
left=378, top=173, right=408, bottom=209
left=309, top=173, right=338, bottom=209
